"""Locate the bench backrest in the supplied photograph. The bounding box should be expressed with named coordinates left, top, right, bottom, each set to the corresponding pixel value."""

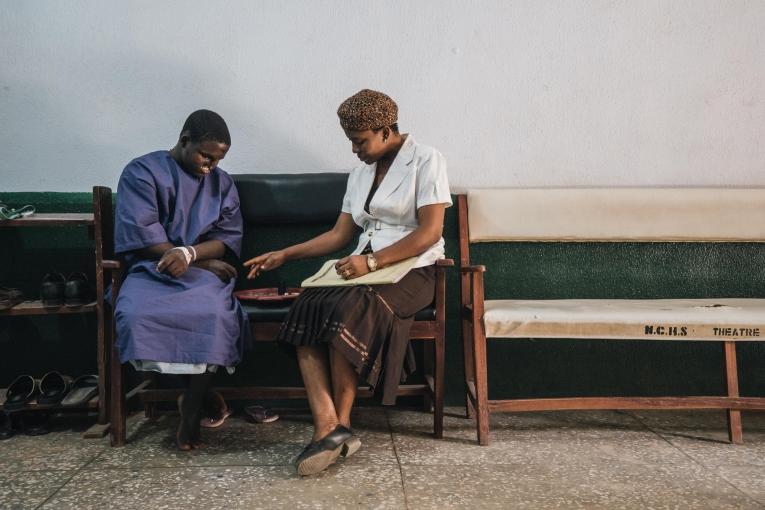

left=232, top=173, right=348, bottom=225
left=231, top=173, right=354, bottom=295
left=458, top=188, right=765, bottom=300
left=463, top=188, right=765, bottom=243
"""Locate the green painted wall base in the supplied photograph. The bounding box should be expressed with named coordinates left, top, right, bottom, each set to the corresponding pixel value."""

left=2, top=192, right=764, bottom=404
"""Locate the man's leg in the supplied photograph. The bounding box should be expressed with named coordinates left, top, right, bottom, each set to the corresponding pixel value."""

left=178, top=371, right=213, bottom=450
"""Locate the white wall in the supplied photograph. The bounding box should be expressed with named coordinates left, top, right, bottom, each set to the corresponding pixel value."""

left=0, top=0, right=763, bottom=192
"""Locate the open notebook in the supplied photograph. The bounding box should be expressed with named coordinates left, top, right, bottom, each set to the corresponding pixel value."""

left=302, top=257, right=418, bottom=288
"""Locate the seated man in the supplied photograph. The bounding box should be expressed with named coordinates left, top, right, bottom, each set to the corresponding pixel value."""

left=114, top=109, right=249, bottom=450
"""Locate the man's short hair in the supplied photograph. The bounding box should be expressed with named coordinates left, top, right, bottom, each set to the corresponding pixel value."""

left=181, top=109, right=231, bottom=145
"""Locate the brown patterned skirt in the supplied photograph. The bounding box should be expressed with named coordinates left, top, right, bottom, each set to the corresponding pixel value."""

left=277, top=266, right=435, bottom=405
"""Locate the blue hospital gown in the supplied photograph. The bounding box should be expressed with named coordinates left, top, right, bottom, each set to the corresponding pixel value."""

left=113, top=151, right=249, bottom=368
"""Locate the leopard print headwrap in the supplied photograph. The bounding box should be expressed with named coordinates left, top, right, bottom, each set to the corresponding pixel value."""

left=337, top=89, right=398, bottom=131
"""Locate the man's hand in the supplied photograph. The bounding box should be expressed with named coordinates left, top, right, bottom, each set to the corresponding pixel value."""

left=195, top=259, right=238, bottom=282
left=156, top=248, right=189, bottom=278
left=335, top=255, right=369, bottom=280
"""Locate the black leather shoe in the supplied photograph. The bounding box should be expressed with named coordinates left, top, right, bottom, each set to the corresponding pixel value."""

left=341, top=429, right=362, bottom=458
left=40, top=272, right=65, bottom=306
left=0, top=412, right=14, bottom=440
left=294, top=425, right=354, bottom=476
left=0, top=287, right=24, bottom=310
left=64, top=272, right=90, bottom=307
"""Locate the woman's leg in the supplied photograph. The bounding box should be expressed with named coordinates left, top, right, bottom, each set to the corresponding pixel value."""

left=297, top=345, right=339, bottom=441
left=329, top=346, right=358, bottom=429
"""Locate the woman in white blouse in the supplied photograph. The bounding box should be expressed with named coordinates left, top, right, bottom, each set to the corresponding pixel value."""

left=244, top=89, right=451, bottom=476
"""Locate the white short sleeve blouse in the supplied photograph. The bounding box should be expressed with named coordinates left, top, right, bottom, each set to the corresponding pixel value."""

left=340, top=135, right=452, bottom=268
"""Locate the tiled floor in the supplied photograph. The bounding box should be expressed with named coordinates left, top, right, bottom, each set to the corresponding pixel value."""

left=2, top=407, right=765, bottom=509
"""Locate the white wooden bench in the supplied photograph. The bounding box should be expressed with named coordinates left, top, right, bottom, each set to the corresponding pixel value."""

left=459, top=188, right=765, bottom=445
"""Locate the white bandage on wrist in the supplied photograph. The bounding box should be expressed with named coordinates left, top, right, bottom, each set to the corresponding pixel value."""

left=188, top=245, right=197, bottom=262
left=171, top=246, right=192, bottom=265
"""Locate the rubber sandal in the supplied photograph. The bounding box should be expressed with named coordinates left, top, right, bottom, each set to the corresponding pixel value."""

left=37, top=371, right=73, bottom=406
left=60, top=374, right=98, bottom=406
left=4, top=375, right=39, bottom=411
left=0, top=204, right=35, bottom=220
left=200, top=407, right=233, bottom=429
left=243, top=405, right=279, bottom=424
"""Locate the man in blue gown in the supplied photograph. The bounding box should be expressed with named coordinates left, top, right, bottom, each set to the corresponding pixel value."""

left=114, top=110, right=248, bottom=449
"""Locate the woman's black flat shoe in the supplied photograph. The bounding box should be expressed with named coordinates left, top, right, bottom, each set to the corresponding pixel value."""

left=294, top=425, right=353, bottom=476
left=341, top=432, right=362, bottom=458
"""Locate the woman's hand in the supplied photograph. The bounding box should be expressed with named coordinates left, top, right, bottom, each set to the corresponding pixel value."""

left=335, top=255, right=369, bottom=280
left=195, top=259, right=238, bottom=283
left=156, top=248, right=190, bottom=278
left=244, top=251, right=287, bottom=279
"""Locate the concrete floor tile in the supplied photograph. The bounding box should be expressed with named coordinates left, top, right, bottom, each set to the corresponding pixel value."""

left=401, top=462, right=760, bottom=510
left=389, top=407, right=689, bottom=468
left=3, top=409, right=764, bottom=508
left=656, top=432, right=765, bottom=469
left=630, top=410, right=765, bottom=437
left=91, top=413, right=397, bottom=469
left=387, top=407, right=646, bottom=439
left=0, top=469, right=74, bottom=510
left=41, top=464, right=405, bottom=510
left=714, top=464, right=765, bottom=505
left=0, top=430, right=104, bottom=474
left=91, top=415, right=308, bottom=469
left=392, top=424, right=691, bottom=468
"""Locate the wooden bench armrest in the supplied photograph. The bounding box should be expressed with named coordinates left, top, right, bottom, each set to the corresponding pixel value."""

left=102, top=259, right=122, bottom=270
left=460, top=265, right=486, bottom=273
left=436, top=258, right=455, bottom=267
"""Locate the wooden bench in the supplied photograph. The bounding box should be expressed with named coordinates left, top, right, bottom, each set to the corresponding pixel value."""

left=458, top=188, right=765, bottom=445
left=97, top=175, right=451, bottom=447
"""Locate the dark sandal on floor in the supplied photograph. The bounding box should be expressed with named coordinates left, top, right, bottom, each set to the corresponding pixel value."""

left=4, top=375, right=39, bottom=411
left=60, top=374, right=98, bottom=406
left=200, top=390, right=232, bottom=429
left=243, top=405, right=279, bottom=424
left=294, top=425, right=354, bottom=476
left=38, top=371, right=73, bottom=406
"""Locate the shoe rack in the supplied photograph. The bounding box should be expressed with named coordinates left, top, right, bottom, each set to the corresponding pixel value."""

left=0, top=209, right=109, bottom=438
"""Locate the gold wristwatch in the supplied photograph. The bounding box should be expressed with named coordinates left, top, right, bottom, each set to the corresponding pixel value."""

left=366, top=253, right=379, bottom=272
